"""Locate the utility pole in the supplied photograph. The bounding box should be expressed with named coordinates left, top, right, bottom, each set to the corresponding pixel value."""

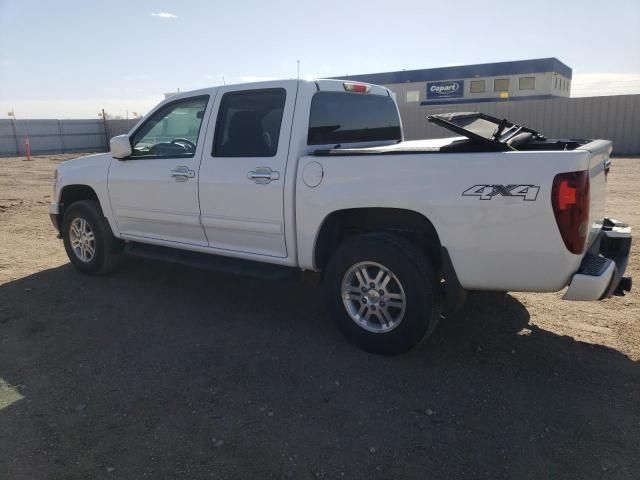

left=8, top=108, right=19, bottom=156
left=101, top=108, right=109, bottom=151
left=8, top=109, right=31, bottom=160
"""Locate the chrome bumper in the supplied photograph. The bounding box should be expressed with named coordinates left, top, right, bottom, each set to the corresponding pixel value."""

left=563, top=218, right=632, bottom=301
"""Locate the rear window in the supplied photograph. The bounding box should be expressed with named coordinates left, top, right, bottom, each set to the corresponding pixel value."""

left=307, top=92, right=401, bottom=145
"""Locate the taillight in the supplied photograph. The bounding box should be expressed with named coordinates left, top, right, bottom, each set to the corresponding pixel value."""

left=551, top=170, right=590, bottom=254
left=343, top=82, right=370, bottom=93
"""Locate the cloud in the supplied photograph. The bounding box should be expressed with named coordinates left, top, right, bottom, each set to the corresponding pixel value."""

left=150, top=12, right=177, bottom=19
left=571, top=73, right=640, bottom=97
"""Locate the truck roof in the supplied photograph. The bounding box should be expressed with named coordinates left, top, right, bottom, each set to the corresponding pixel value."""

left=164, top=78, right=391, bottom=102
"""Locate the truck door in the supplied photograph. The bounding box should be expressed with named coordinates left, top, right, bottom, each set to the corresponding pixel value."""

left=198, top=82, right=297, bottom=258
left=107, top=95, right=212, bottom=246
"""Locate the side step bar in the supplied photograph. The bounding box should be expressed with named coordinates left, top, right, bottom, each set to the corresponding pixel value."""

left=124, top=243, right=300, bottom=281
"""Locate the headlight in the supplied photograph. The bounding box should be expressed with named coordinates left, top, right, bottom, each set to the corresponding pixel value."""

left=53, top=169, right=58, bottom=195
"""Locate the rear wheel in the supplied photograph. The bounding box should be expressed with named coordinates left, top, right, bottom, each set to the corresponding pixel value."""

left=324, top=232, right=440, bottom=354
left=62, top=200, right=123, bottom=274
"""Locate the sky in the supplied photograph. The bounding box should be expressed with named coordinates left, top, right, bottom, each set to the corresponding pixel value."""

left=0, top=0, right=639, bottom=118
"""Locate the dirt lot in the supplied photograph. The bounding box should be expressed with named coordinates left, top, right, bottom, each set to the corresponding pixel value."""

left=0, top=154, right=638, bottom=479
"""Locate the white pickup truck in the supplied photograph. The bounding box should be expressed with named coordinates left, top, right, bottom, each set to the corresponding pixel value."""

left=49, top=79, right=632, bottom=354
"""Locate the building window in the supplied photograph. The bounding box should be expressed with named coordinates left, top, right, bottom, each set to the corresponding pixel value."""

left=566, top=80, right=570, bottom=92
left=555, top=76, right=558, bottom=89
left=405, top=90, right=420, bottom=102
left=470, top=80, right=485, bottom=93
left=519, top=76, right=536, bottom=90
left=494, top=78, right=510, bottom=92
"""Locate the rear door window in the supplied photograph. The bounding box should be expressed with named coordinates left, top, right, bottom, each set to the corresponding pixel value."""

left=307, top=92, right=401, bottom=145
left=213, top=89, right=286, bottom=157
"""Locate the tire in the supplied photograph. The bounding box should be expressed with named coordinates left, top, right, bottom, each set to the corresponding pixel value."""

left=324, top=232, right=440, bottom=355
left=62, top=200, right=123, bottom=275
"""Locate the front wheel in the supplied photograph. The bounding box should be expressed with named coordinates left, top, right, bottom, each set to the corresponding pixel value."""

left=62, top=200, right=123, bottom=275
left=324, top=233, right=440, bottom=355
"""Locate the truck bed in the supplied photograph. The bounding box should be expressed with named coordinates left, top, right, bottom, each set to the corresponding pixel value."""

left=314, top=112, right=593, bottom=155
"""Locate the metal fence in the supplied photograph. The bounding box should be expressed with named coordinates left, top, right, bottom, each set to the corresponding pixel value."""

left=106, top=119, right=140, bottom=140
left=398, top=94, right=640, bottom=155
left=0, top=118, right=139, bottom=157
left=1, top=94, right=639, bottom=156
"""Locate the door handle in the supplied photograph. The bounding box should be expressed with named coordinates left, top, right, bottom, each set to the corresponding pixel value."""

left=248, top=167, right=280, bottom=184
left=170, top=166, right=195, bottom=182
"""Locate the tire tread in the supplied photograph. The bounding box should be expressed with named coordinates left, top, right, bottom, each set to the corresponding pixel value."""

left=324, top=231, right=440, bottom=354
left=62, top=200, right=123, bottom=275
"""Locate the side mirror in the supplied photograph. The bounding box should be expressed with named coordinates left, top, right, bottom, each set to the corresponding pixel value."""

left=110, top=135, right=132, bottom=159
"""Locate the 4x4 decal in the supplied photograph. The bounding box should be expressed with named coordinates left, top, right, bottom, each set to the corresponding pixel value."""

left=462, top=184, right=540, bottom=201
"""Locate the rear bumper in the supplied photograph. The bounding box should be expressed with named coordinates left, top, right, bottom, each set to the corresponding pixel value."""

left=563, top=218, right=632, bottom=301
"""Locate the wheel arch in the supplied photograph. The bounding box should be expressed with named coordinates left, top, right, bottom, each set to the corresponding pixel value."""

left=57, top=183, right=122, bottom=237
left=313, top=207, right=443, bottom=274
left=60, top=184, right=100, bottom=207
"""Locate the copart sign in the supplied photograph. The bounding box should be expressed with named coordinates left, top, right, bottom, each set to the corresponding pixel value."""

left=426, top=80, right=464, bottom=99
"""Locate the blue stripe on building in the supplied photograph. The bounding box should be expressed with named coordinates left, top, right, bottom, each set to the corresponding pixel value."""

left=335, top=58, right=572, bottom=85
left=419, top=94, right=557, bottom=106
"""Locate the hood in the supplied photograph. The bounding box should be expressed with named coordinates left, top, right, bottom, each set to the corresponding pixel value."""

left=58, top=152, right=111, bottom=172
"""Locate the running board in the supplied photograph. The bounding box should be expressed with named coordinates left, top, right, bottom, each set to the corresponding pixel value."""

left=124, top=243, right=299, bottom=281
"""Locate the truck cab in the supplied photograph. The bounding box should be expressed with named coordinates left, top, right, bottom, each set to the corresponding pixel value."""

left=97, top=79, right=401, bottom=263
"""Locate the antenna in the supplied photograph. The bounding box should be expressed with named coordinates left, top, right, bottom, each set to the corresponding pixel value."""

left=297, top=60, right=300, bottom=80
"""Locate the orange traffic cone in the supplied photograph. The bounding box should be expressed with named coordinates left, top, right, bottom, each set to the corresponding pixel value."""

left=24, top=137, right=31, bottom=161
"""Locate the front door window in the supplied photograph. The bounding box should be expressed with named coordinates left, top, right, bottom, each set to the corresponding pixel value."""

left=130, top=96, right=209, bottom=159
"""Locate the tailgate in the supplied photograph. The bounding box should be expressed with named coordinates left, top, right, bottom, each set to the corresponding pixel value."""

left=577, top=140, right=612, bottom=249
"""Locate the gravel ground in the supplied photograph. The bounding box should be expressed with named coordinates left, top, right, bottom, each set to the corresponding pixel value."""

left=0, top=154, right=638, bottom=479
